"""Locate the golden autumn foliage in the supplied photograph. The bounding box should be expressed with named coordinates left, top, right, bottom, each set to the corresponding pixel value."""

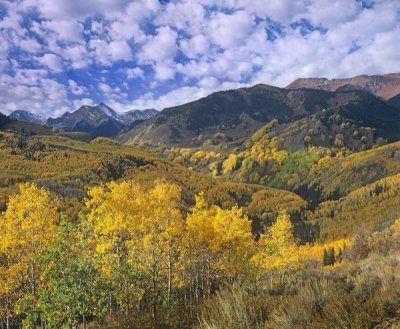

left=1, top=129, right=400, bottom=328
left=86, top=180, right=184, bottom=314
left=253, top=211, right=301, bottom=274
left=180, top=193, right=253, bottom=297
left=298, top=238, right=349, bottom=265
left=0, top=183, right=59, bottom=320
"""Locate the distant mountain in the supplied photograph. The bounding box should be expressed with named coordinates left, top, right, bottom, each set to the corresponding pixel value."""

left=120, top=84, right=400, bottom=146
left=46, top=103, right=157, bottom=137
left=121, top=109, right=158, bottom=126
left=46, top=103, right=123, bottom=136
left=286, top=73, right=400, bottom=100
left=9, top=110, right=44, bottom=124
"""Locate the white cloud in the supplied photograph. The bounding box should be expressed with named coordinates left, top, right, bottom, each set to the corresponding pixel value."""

left=180, top=34, right=210, bottom=59
left=2, top=0, right=400, bottom=117
left=0, top=12, right=25, bottom=33
left=34, top=0, right=131, bottom=21
left=62, top=45, right=89, bottom=69
left=18, top=38, right=43, bottom=53
left=154, top=62, right=176, bottom=81
left=98, top=82, right=123, bottom=97
left=42, top=20, right=84, bottom=42
left=126, top=67, right=145, bottom=79
left=68, top=79, right=87, bottom=95
left=109, top=20, right=145, bottom=42
left=89, top=39, right=133, bottom=65
left=0, top=72, right=70, bottom=117
left=109, top=40, right=133, bottom=61
left=138, top=26, right=177, bottom=63
left=124, top=0, right=161, bottom=23
left=38, top=53, right=63, bottom=72
left=154, top=1, right=205, bottom=34
left=208, top=10, right=254, bottom=49
left=98, top=82, right=114, bottom=94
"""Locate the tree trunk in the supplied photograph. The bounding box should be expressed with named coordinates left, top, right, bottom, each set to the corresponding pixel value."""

left=151, top=254, right=158, bottom=329
left=167, top=251, right=172, bottom=299
left=195, top=270, right=199, bottom=304
left=31, top=261, right=36, bottom=295
left=108, top=293, right=112, bottom=319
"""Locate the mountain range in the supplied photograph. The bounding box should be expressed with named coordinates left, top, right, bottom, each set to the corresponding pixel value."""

left=4, top=104, right=158, bottom=137
left=3, top=73, right=399, bottom=143
left=120, top=82, right=400, bottom=148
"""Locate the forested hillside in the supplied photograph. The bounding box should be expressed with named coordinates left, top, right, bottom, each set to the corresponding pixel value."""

left=1, top=115, right=400, bottom=328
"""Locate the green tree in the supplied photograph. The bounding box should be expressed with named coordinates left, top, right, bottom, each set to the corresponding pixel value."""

left=38, top=221, right=108, bottom=328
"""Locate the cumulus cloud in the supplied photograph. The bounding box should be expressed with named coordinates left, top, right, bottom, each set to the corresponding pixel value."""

left=1, top=0, right=400, bottom=117
left=180, top=34, right=210, bottom=59
left=68, top=79, right=87, bottom=95
left=109, top=41, right=133, bottom=61
left=126, top=67, right=145, bottom=80
left=42, top=20, right=84, bottom=42
left=38, top=53, right=64, bottom=72
left=18, top=38, right=43, bottom=53
left=208, top=10, right=254, bottom=49
left=0, top=71, right=70, bottom=117
left=138, top=26, right=178, bottom=63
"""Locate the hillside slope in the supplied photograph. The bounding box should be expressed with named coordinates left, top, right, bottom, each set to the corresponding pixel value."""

left=0, top=131, right=305, bottom=230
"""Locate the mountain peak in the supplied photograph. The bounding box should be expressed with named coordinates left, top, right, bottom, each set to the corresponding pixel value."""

left=9, top=110, right=44, bottom=124
left=46, top=103, right=157, bottom=136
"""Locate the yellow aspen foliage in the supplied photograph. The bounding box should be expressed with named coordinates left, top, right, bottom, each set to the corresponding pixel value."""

left=0, top=183, right=59, bottom=319
left=86, top=180, right=183, bottom=274
left=181, top=193, right=254, bottom=294
left=298, top=238, right=349, bottom=264
left=222, top=154, right=239, bottom=174
left=86, top=180, right=184, bottom=312
left=253, top=211, right=301, bottom=273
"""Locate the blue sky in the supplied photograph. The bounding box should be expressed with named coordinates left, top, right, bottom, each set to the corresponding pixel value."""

left=0, top=0, right=399, bottom=117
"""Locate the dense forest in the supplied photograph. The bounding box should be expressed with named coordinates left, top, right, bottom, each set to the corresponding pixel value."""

left=1, top=124, right=400, bottom=328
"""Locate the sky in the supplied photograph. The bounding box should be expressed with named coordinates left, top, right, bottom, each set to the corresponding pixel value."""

left=0, top=0, right=399, bottom=118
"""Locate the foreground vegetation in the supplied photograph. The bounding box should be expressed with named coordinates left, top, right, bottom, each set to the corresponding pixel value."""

left=0, top=129, right=399, bottom=328
left=2, top=180, right=399, bottom=329
left=0, top=180, right=348, bottom=329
